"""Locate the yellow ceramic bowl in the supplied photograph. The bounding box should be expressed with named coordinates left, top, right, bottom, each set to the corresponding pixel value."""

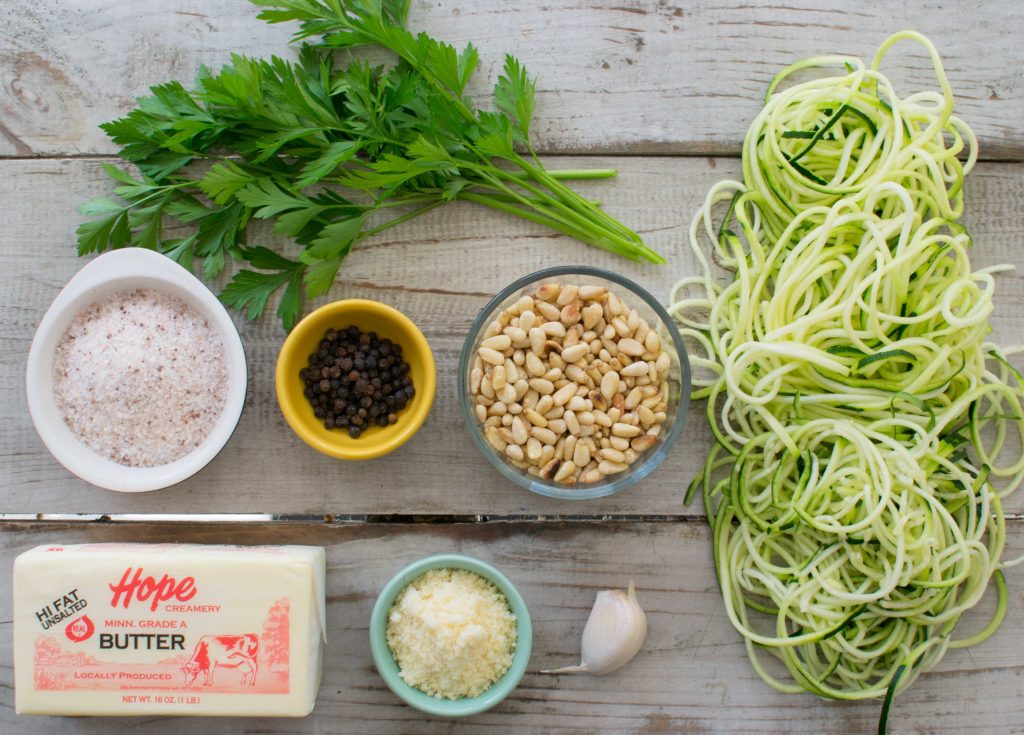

left=276, top=299, right=436, bottom=460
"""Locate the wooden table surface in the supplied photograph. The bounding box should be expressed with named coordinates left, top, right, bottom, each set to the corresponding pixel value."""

left=2, top=2, right=1022, bottom=733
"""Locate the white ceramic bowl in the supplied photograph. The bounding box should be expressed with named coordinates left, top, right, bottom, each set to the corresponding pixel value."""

left=26, top=249, right=247, bottom=492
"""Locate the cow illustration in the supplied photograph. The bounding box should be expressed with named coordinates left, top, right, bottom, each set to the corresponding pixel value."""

left=181, top=634, right=259, bottom=687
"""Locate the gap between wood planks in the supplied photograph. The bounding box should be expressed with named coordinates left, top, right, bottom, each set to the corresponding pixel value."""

left=0, top=151, right=1021, bottom=163
left=2, top=512, right=1022, bottom=524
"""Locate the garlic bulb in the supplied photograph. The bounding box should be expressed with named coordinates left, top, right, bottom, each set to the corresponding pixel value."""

left=542, top=581, right=647, bottom=675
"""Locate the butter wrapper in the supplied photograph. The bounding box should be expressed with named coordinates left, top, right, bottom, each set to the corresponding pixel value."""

left=14, top=543, right=326, bottom=717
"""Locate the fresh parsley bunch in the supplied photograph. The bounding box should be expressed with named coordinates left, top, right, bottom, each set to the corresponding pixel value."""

left=77, top=0, right=663, bottom=329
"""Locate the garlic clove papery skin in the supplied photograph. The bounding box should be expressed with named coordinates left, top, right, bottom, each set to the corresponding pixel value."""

left=542, top=581, right=647, bottom=675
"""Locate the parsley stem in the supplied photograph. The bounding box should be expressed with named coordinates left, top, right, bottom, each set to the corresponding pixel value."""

left=360, top=200, right=445, bottom=238
left=526, top=168, right=618, bottom=181
left=460, top=192, right=644, bottom=262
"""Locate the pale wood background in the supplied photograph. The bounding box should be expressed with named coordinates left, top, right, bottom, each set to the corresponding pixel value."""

left=1, top=522, right=1022, bottom=734
left=1, top=0, right=1023, bottom=732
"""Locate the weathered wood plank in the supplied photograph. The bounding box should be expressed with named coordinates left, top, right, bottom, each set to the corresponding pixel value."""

left=1, top=0, right=1022, bottom=158
left=0, top=520, right=1021, bottom=734
left=3, top=157, right=1024, bottom=516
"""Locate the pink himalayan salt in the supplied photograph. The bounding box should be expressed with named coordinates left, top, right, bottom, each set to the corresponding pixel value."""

left=52, top=288, right=228, bottom=467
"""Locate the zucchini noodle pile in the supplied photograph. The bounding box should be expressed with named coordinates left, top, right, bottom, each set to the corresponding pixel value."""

left=668, top=31, right=1023, bottom=715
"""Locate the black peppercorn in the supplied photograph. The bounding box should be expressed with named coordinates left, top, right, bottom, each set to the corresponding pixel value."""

left=300, top=324, right=416, bottom=437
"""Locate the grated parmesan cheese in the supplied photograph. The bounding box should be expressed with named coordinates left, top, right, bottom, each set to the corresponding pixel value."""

left=386, top=568, right=517, bottom=699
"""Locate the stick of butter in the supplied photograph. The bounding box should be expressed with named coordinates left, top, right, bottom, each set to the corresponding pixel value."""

left=14, top=543, right=326, bottom=717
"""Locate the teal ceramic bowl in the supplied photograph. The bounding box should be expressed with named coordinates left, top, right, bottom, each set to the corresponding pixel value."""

left=369, top=554, right=533, bottom=717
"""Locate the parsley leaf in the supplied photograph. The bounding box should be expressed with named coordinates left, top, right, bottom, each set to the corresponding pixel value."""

left=76, top=0, right=660, bottom=331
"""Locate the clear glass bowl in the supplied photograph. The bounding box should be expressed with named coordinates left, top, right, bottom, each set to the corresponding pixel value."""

left=458, top=266, right=690, bottom=500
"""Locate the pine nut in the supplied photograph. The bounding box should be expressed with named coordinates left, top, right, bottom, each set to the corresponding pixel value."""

left=471, top=282, right=670, bottom=484
left=618, top=338, right=644, bottom=356
left=560, top=343, right=589, bottom=364
left=529, top=378, right=555, bottom=395
left=482, top=334, right=511, bottom=351
left=531, top=426, right=557, bottom=445
left=553, top=460, right=577, bottom=482
left=600, top=370, right=620, bottom=401
left=553, top=382, right=577, bottom=406
left=535, top=283, right=560, bottom=302
left=525, top=351, right=545, bottom=377
left=638, top=405, right=656, bottom=426
left=599, top=448, right=626, bottom=464
left=484, top=319, right=502, bottom=338
left=610, top=435, right=630, bottom=451
left=486, top=426, right=507, bottom=452
left=612, top=422, right=642, bottom=437
left=541, top=321, right=566, bottom=338
left=529, top=327, right=546, bottom=355
left=536, top=301, right=561, bottom=321
left=539, top=457, right=561, bottom=479
left=560, top=300, right=581, bottom=325
left=564, top=410, right=580, bottom=435
left=512, top=416, right=529, bottom=444
left=573, top=441, right=591, bottom=467
left=631, top=434, right=657, bottom=452
left=598, top=460, right=628, bottom=476
left=621, top=361, right=649, bottom=377
left=583, top=303, right=604, bottom=329
left=498, top=383, right=517, bottom=404
left=525, top=408, right=548, bottom=428
left=479, top=347, right=504, bottom=365
left=556, top=284, right=578, bottom=306
left=503, top=326, right=527, bottom=345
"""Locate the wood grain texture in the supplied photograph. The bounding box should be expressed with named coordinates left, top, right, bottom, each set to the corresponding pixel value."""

left=3, top=157, right=1024, bottom=516
left=0, top=520, right=1021, bottom=734
left=0, top=0, right=1022, bottom=158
